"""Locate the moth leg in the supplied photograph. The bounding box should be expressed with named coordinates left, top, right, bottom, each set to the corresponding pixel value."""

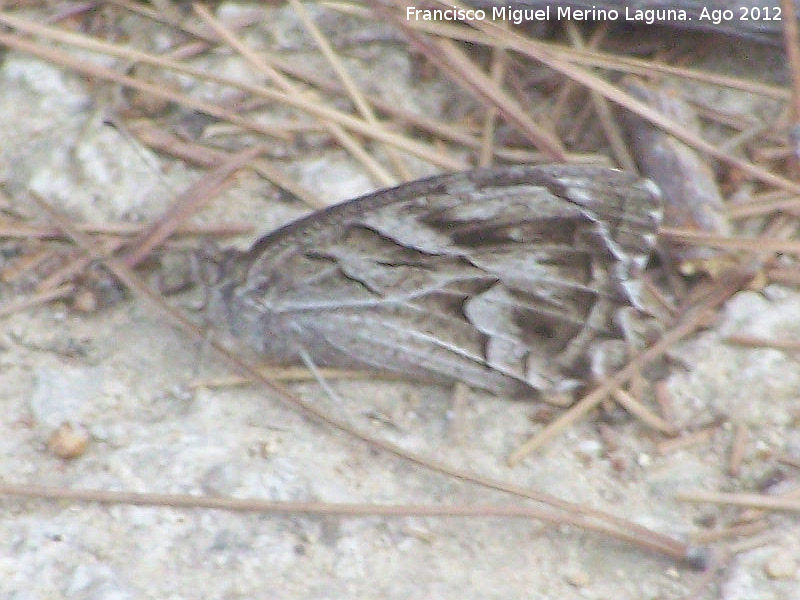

left=586, top=305, right=652, bottom=383
left=553, top=296, right=616, bottom=375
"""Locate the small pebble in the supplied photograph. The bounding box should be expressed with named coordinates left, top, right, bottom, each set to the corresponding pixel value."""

left=72, top=288, right=99, bottom=313
left=764, top=553, right=797, bottom=580
left=565, top=569, right=590, bottom=587
left=47, top=422, right=89, bottom=459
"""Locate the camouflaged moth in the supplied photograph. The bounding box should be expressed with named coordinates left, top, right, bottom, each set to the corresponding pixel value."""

left=207, top=164, right=663, bottom=398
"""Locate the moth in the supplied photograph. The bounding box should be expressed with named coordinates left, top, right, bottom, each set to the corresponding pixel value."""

left=206, top=164, right=663, bottom=398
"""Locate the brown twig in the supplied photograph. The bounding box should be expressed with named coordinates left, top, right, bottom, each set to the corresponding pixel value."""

left=612, top=388, right=678, bottom=436
left=478, top=44, right=508, bottom=167
left=678, top=490, right=800, bottom=512
left=0, top=221, right=251, bottom=239
left=0, top=284, right=75, bottom=318
left=0, top=480, right=693, bottom=550
left=725, top=335, right=800, bottom=350
left=659, top=227, right=800, bottom=254
left=656, top=427, right=716, bottom=456
left=729, top=423, right=748, bottom=477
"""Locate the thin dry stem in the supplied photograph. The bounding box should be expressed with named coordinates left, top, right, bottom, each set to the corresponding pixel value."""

left=612, top=388, right=678, bottom=436
left=781, top=0, right=800, bottom=132
left=122, top=146, right=264, bottom=268
left=660, top=227, right=800, bottom=255
left=0, top=284, right=75, bottom=318
left=656, top=426, right=717, bottom=456
left=678, top=490, right=800, bottom=512
left=479, top=44, right=507, bottom=167
left=691, top=520, right=770, bottom=544
left=0, top=480, right=686, bottom=553
left=0, top=222, right=251, bottom=239
left=725, top=335, right=800, bottom=350
left=728, top=423, right=748, bottom=477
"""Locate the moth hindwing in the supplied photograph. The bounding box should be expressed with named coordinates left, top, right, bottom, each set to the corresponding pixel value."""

left=207, top=164, right=663, bottom=398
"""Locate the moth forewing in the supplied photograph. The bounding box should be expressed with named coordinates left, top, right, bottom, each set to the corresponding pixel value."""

left=207, top=165, right=663, bottom=399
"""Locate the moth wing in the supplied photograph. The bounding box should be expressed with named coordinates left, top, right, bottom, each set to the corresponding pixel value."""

left=220, top=165, right=662, bottom=396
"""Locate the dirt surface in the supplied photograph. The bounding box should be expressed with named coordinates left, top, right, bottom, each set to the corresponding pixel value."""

left=2, top=3, right=800, bottom=599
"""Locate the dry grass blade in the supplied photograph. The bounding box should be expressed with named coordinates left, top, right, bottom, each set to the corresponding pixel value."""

left=478, top=44, right=507, bottom=167
left=660, top=227, right=800, bottom=254
left=656, top=427, right=716, bottom=455
left=725, top=192, right=800, bottom=219
left=692, top=520, right=770, bottom=544
left=781, top=0, right=800, bottom=175
left=612, top=389, right=678, bottom=436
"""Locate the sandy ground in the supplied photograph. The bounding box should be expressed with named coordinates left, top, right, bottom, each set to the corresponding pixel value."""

left=2, top=4, right=800, bottom=599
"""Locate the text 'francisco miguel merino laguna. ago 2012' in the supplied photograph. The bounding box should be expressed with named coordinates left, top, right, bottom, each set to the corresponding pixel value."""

left=405, top=5, right=781, bottom=27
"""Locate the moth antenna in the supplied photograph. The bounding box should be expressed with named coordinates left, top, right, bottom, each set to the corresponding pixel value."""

left=295, top=343, right=346, bottom=406
left=190, top=242, right=228, bottom=380
left=187, top=313, right=217, bottom=381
